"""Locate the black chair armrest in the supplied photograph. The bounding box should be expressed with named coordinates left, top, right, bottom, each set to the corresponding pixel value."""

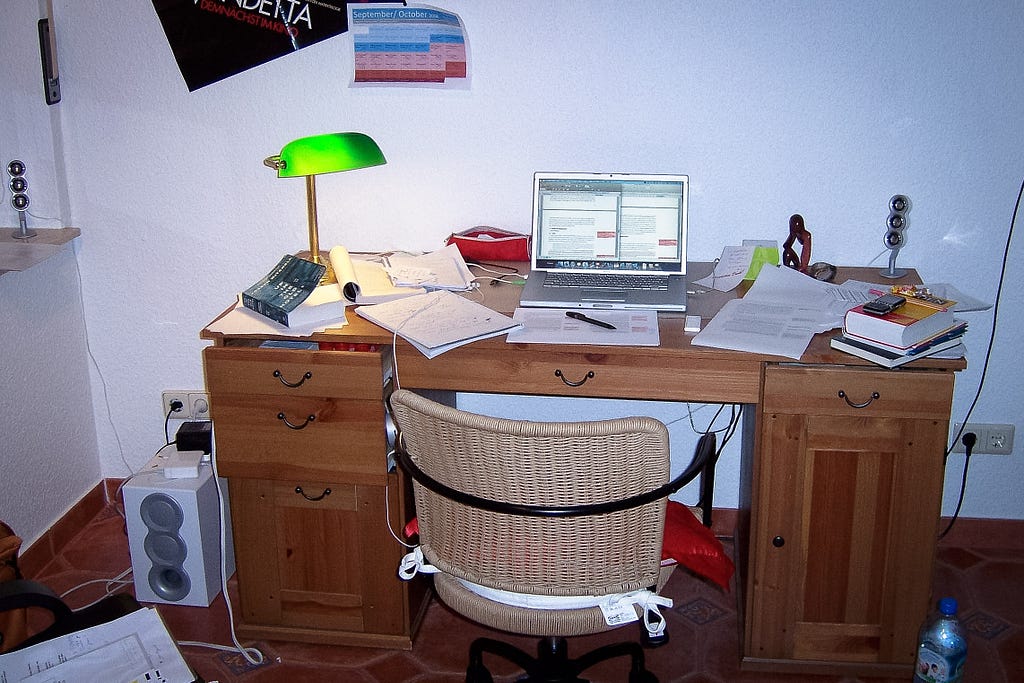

left=396, top=431, right=717, bottom=518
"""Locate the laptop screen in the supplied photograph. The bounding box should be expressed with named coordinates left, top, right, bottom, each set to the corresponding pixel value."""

left=531, top=172, right=688, bottom=276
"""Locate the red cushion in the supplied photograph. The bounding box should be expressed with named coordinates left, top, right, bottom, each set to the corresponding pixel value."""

left=661, top=501, right=735, bottom=590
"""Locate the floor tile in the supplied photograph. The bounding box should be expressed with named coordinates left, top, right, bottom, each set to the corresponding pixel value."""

left=21, top=507, right=1024, bottom=682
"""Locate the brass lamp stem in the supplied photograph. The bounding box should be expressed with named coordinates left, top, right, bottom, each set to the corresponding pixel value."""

left=304, top=174, right=335, bottom=284
left=305, top=174, right=320, bottom=265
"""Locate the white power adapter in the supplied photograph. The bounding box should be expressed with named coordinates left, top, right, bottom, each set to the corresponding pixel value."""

left=163, top=450, right=204, bottom=479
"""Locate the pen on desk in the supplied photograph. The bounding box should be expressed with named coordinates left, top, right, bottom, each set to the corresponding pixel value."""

left=565, top=310, right=616, bottom=330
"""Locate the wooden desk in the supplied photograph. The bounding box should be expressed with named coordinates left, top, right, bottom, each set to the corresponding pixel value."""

left=201, top=265, right=964, bottom=675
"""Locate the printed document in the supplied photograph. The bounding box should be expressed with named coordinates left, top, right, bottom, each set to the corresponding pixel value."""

left=692, top=265, right=870, bottom=359
left=0, top=606, right=195, bottom=682
left=506, top=308, right=660, bottom=346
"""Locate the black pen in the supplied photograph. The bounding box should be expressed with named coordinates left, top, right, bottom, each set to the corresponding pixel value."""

left=566, top=310, right=616, bottom=330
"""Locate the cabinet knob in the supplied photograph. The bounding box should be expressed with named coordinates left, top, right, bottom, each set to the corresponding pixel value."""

left=772, top=536, right=785, bottom=548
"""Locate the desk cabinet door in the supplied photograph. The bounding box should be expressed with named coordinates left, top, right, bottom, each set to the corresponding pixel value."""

left=228, top=475, right=424, bottom=647
left=747, top=366, right=952, bottom=671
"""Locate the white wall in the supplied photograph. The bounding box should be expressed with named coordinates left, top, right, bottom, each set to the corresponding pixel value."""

left=3, top=1, right=1023, bottom=542
left=1, top=1, right=99, bottom=544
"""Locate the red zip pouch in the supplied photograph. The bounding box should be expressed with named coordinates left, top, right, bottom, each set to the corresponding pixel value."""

left=445, top=226, right=531, bottom=262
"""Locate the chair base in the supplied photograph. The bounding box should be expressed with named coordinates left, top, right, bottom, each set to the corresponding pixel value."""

left=466, top=635, right=658, bottom=683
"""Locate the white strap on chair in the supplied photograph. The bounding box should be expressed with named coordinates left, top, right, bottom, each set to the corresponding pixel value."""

left=457, top=577, right=673, bottom=638
left=398, top=546, right=671, bottom=638
left=398, top=546, right=440, bottom=580
left=603, top=590, right=673, bottom=638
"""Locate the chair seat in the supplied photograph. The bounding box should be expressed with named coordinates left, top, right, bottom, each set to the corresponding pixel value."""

left=435, top=572, right=616, bottom=638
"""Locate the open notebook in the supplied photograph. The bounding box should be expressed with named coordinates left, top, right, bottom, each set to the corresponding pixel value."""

left=518, top=172, right=689, bottom=311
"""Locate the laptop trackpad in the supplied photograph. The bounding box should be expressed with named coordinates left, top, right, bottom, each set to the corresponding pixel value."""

left=581, top=289, right=627, bottom=302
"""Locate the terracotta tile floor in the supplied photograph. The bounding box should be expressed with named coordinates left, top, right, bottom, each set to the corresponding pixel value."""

left=25, top=505, right=1024, bottom=682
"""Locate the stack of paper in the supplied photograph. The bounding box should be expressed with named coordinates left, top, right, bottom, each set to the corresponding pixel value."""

left=356, top=290, right=520, bottom=358
left=383, top=244, right=475, bottom=291
left=330, top=246, right=426, bottom=304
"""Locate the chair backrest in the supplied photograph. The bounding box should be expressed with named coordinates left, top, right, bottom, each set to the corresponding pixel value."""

left=389, top=389, right=670, bottom=598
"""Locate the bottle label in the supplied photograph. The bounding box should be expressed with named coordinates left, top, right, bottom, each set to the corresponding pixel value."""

left=914, top=646, right=965, bottom=683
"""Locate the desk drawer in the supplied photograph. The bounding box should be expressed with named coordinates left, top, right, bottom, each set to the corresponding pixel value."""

left=763, top=365, right=953, bottom=419
left=395, top=346, right=763, bottom=403
left=210, top=392, right=389, bottom=483
left=204, top=347, right=387, bottom=400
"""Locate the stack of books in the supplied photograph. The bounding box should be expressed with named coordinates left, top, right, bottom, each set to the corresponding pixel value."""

left=831, top=294, right=966, bottom=368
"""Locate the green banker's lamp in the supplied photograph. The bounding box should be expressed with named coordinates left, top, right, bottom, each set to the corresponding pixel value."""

left=264, top=132, right=386, bottom=284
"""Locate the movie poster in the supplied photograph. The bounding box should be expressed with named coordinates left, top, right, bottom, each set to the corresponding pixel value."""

left=151, top=0, right=403, bottom=91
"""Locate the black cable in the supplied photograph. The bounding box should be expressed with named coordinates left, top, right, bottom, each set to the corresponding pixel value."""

left=164, top=408, right=174, bottom=445
left=163, top=400, right=184, bottom=445
left=939, top=176, right=1022, bottom=537
left=939, top=433, right=977, bottom=539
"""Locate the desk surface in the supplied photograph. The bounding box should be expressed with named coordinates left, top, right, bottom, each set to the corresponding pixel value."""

left=201, top=262, right=966, bottom=404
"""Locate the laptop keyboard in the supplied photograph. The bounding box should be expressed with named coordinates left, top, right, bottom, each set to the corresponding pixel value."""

left=543, top=272, right=670, bottom=291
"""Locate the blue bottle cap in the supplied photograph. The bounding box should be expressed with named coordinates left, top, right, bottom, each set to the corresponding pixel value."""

left=939, top=597, right=958, bottom=615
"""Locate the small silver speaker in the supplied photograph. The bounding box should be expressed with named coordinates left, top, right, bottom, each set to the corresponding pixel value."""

left=6, top=160, right=35, bottom=240
left=879, top=194, right=910, bottom=279
left=123, top=463, right=234, bottom=607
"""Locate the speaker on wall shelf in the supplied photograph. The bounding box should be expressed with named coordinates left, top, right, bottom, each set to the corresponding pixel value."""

left=7, top=159, right=36, bottom=240
left=123, top=463, right=234, bottom=607
left=879, top=194, right=910, bottom=279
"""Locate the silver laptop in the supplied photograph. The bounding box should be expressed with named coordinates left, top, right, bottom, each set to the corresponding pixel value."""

left=519, top=172, right=688, bottom=311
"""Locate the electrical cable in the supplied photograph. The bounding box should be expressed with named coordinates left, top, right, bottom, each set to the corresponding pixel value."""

left=163, top=404, right=182, bottom=445
left=384, top=477, right=417, bottom=549
left=939, top=176, right=1022, bottom=537
left=385, top=292, right=447, bottom=391
left=939, top=433, right=977, bottom=540
left=59, top=567, right=135, bottom=609
left=72, top=249, right=134, bottom=476
left=209, top=442, right=265, bottom=666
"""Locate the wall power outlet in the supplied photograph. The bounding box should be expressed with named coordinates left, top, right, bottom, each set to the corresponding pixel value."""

left=951, top=423, right=1015, bottom=455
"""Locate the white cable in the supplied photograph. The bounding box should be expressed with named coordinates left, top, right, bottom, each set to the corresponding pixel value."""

left=209, top=442, right=265, bottom=666
left=384, top=477, right=416, bottom=549
left=59, top=567, right=134, bottom=608
left=385, top=292, right=448, bottom=390
left=72, top=250, right=133, bottom=476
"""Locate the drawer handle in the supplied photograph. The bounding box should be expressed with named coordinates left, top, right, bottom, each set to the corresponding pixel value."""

left=555, top=369, right=595, bottom=387
left=837, top=389, right=880, bottom=409
left=273, top=369, right=313, bottom=388
left=278, top=412, right=316, bottom=429
left=295, top=486, right=331, bottom=502
left=772, top=536, right=785, bottom=548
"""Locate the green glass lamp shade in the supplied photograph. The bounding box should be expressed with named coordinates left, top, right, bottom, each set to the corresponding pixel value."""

left=267, top=132, right=386, bottom=177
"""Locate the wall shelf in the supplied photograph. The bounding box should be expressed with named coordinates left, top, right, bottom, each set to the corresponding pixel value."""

left=0, top=227, right=80, bottom=275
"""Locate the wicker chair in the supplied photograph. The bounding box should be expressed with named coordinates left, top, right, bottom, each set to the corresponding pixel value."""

left=389, top=389, right=717, bottom=683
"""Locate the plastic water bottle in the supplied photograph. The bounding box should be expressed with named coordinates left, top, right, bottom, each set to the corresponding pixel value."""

left=913, top=597, right=967, bottom=683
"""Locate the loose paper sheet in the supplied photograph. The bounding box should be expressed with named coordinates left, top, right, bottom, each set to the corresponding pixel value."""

left=207, top=295, right=347, bottom=336
left=506, top=308, right=660, bottom=346
left=356, top=290, right=520, bottom=358
left=0, top=606, right=195, bottom=682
